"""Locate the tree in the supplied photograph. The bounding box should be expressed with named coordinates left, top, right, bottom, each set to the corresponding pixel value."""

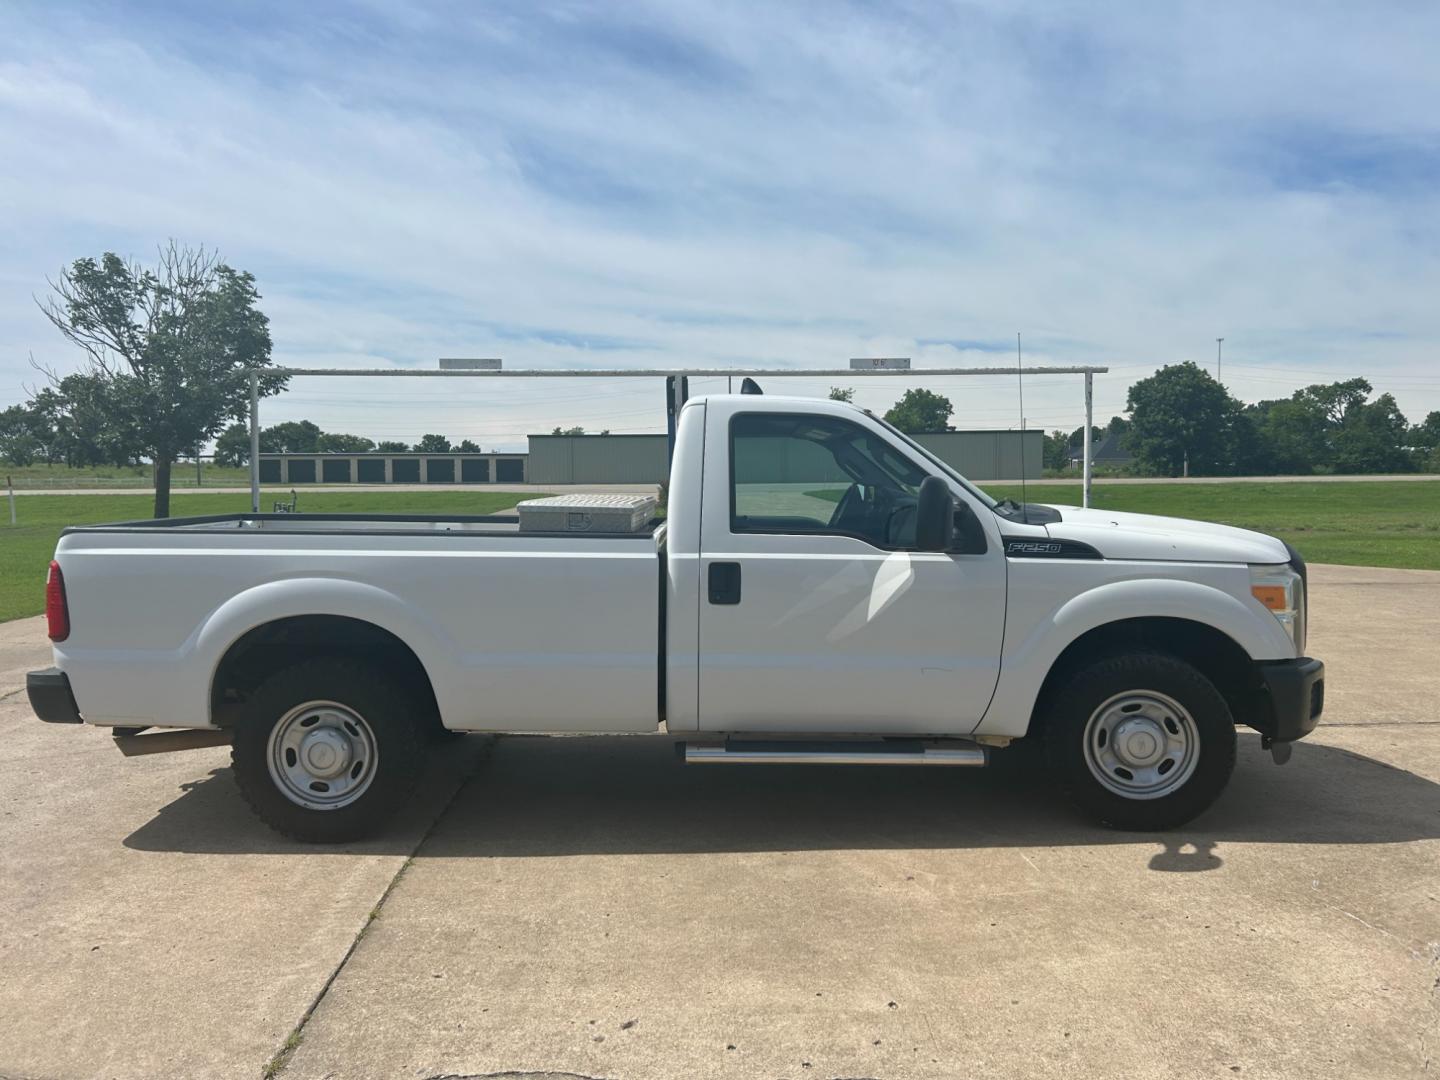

left=1244, top=378, right=1414, bottom=475
left=1107, top=415, right=1131, bottom=437
left=883, top=388, right=953, bottom=433
left=1332, top=392, right=1412, bottom=473
left=213, top=422, right=251, bottom=467
left=1042, top=430, right=1070, bottom=471
left=550, top=426, right=587, bottom=436
left=456, top=439, right=481, bottom=454
left=415, top=434, right=452, bottom=453
left=36, top=244, right=282, bottom=516
left=1125, top=362, right=1246, bottom=476
left=375, top=440, right=409, bottom=453
left=0, top=405, right=40, bottom=466
left=1245, top=397, right=1325, bottom=473
left=1411, top=411, right=1440, bottom=449
left=261, top=420, right=321, bottom=453
left=317, top=432, right=376, bottom=453
left=828, top=387, right=855, bottom=402
left=0, top=395, right=77, bottom=466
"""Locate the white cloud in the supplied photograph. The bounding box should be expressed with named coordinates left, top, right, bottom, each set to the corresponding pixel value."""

left=2, top=0, right=1439, bottom=451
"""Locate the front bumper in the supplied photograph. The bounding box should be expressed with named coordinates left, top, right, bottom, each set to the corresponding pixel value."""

left=1256, top=656, right=1325, bottom=743
left=27, top=667, right=83, bottom=725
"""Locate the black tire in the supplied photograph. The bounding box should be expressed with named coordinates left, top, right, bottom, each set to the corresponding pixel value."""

left=1042, top=651, right=1236, bottom=830
left=231, top=657, right=427, bottom=843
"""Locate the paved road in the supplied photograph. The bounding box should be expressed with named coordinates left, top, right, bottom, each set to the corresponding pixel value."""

left=1, top=566, right=1437, bottom=1079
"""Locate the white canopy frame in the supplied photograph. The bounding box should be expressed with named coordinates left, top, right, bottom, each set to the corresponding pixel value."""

left=246, top=365, right=1108, bottom=512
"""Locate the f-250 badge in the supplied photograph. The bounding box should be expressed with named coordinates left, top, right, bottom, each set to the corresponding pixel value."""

left=1005, top=540, right=1064, bottom=555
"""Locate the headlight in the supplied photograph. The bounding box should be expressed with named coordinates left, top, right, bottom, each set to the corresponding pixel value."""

left=1250, top=564, right=1305, bottom=653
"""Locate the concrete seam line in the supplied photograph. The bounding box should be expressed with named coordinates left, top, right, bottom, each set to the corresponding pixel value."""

left=1318, top=720, right=1440, bottom=727
left=260, top=739, right=494, bottom=1079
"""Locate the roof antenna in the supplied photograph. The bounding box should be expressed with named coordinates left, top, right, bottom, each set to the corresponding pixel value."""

left=1016, top=332, right=1028, bottom=523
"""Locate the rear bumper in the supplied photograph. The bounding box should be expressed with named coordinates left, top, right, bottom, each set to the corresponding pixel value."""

left=1256, top=657, right=1325, bottom=743
left=27, top=667, right=83, bottom=725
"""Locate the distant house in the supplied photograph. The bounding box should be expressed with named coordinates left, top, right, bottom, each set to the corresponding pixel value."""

left=1068, top=431, right=1133, bottom=469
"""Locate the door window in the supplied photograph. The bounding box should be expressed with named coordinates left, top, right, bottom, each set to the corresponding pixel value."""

left=729, top=412, right=930, bottom=548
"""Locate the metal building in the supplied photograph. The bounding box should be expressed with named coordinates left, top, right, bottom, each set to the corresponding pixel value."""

left=527, top=430, right=1043, bottom=485
left=258, top=451, right=527, bottom=485
left=525, top=435, right=669, bottom=485
left=911, top=431, right=1044, bottom=482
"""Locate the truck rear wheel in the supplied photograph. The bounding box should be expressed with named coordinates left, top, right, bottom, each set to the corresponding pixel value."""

left=231, top=657, right=426, bottom=843
left=1043, top=651, right=1236, bottom=830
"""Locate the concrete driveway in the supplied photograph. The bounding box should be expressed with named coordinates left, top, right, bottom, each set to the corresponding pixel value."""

left=0, top=565, right=1436, bottom=1080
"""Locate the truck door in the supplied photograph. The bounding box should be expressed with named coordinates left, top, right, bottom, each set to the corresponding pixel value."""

left=696, top=405, right=1007, bottom=734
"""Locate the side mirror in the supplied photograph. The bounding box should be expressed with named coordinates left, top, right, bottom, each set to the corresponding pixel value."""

left=915, top=476, right=954, bottom=552
left=953, top=499, right=986, bottom=554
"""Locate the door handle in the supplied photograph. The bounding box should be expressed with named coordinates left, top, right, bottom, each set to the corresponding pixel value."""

left=708, top=562, right=741, bottom=605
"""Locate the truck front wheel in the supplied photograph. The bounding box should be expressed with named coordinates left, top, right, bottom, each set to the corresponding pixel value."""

left=1043, top=651, right=1236, bottom=830
left=231, top=658, right=426, bottom=843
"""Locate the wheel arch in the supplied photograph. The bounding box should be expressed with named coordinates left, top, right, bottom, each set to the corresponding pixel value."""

left=210, top=614, right=441, bottom=729
left=1025, top=616, right=1267, bottom=739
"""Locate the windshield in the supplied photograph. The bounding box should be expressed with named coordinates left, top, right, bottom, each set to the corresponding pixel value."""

left=868, top=412, right=999, bottom=510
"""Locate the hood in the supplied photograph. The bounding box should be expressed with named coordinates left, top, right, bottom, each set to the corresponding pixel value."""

left=1040, top=505, right=1289, bottom=564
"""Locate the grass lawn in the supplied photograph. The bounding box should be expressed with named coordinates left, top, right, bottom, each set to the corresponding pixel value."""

left=5, top=480, right=1438, bottom=624
left=5, top=461, right=253, bottom=488
left=980, top=480, right=1440, bottom=571
left=805, top=479, right=1440, bottom=570
left=0, top=489, right=547, bottom=622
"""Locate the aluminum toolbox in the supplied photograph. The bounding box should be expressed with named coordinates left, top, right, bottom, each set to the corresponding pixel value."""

left=516, top=493, right=658, bottom=534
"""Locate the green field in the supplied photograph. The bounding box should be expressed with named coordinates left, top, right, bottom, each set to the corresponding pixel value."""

left=4, top=462, right=253, bottom=488
left=3, top=480, right=1438, bottom=624
left=979, top=480, right=1440, bottom=571
left=811, top=480, right=1440, bottom=571
left=0, top=490, right=547, bottom=622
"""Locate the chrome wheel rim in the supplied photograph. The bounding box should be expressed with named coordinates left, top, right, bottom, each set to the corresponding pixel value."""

left=1082, top=690, right=1198, bottom=800
left=267, top=700, right=378, bottom=810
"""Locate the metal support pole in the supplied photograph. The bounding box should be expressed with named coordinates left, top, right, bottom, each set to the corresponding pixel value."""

left=665, top=376, right=677, bottom=465
left=1082, top=371, right=1094, bottom=509
left=249, top=371, right=260, bottom=513
left=664, top=374, right=691, bottom=466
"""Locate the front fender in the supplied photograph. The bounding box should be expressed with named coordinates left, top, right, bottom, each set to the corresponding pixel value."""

left=976, top=571, right=1294, bottom=739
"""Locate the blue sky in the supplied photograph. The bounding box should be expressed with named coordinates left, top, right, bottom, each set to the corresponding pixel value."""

left=3, top=1, right=1440, bottom=449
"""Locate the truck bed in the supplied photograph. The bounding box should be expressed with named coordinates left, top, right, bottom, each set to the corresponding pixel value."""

left=52, top=514, right=665, bottom=734
left=64, top=511, right=663, bottom=538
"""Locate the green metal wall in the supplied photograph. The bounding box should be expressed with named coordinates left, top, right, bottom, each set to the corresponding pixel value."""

left=527, top=435, right=670, bottom=485
left=527, top=429, right=1043, bottom=484
left=912, top=431, right=1044, bottom=482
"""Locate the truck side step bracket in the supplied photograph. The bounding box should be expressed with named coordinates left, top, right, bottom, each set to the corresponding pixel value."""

left=683, top=738, right=986, bottom=767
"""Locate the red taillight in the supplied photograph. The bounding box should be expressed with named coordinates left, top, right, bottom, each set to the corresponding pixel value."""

left=46, top=560, right=69, bottom=642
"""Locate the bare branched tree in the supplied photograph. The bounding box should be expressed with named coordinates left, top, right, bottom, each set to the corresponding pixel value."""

left=35, top=242, right=286, bottom=516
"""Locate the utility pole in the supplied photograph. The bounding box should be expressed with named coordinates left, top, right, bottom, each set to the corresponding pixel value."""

left=1216, top=337, right=1224, bottom=382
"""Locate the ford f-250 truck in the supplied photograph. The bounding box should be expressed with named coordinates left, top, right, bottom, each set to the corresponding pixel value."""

left=27, top=390, right=1324, bottom=842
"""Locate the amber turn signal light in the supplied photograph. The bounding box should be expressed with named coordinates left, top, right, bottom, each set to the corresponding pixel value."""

left=1250, top=583, right=1288, bottom=611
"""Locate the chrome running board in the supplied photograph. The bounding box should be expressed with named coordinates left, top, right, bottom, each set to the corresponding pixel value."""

left=683, top=738, right=986, bottom=767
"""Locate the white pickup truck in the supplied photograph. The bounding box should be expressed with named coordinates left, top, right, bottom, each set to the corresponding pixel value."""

left=28, top=390, right=1324, bottom=842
